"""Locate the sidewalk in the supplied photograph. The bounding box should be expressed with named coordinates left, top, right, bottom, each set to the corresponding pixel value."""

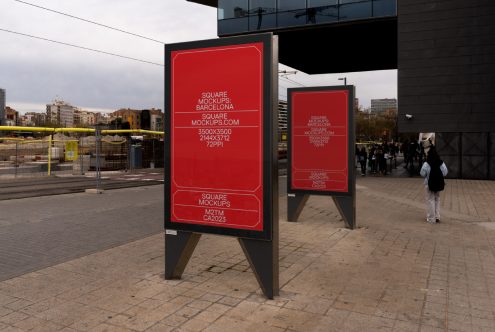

left=1, top=176, right=495, bottom=331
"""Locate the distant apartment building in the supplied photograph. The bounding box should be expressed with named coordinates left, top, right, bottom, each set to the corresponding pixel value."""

left=95, top=112, right=110, bottom=125
left=112, top=108, right=141, bottom=129
left=370, top=98, right=397, bottom=114
left=111, top=108, right=163, bottom=130
left=0, top=88, right=5, bottom=125
left=74, top=109, right=97, bottom=127
left=150, top=110, right=164, bottom=132
left=20, top=112, right=46, bottom=126
left=4, top=107, right=19, bottom=126
left=46, top=99, right=76, bottom=127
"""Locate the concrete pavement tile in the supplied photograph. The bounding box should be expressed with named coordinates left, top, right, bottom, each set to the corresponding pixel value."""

left=472, top=317, right=495, bottom=329
left=222, top=289, right=250, bottom=300
left=420, top=326, right=445, bottom=332
left=332, top=299, right=355, bottom=311
left=34, top=300, right=93, bottom=327
left=301, top=298, right=332, bottom=315
left=342, top=312, right=394, bottom=332
left=132, top=283, right=171, bottom=300
left=146, top=322, right=176, bottom=332
left=152, top=289, right=186, bottom=302
left=175, top=306, right=201, bottom=319
left=118, top=302, right=178, bottom=331
left=447, top=312, right=472, bottom=324
left=91, top=296, right=134, bottom=314
left=0, top=326, right=24, bottom=332
left=0, top=311, right=29, bottom=325
left=426, top=294, right=447, bottom=304
left=0, top=306, right=14, bottom=318
left=160, top=313, right=189, bottom=327
left=134, top=298, right=163, bottom=310
left=245, top=293, right=266, bottom=304
left=203, top=316, right=285, bottom=332
left=169, top=296, right=195, bottom=307
left=224, top=301, right=260, bottom=320
left=374, top=308, right=398, bottom=320
left=185, top=299, right=212, bottom=311
left=216, top=296, right=241, bottom=307
left=448, top=304, right=471, bottom=315
left=19, top=298, right=68, bottom=317
left=89, top=322, right=135, bottom=332
left=393, top=320, right=421, bottom=332
left=199, top=293, right=223, bottom=303
left=423, top=302, right=446, bottom=318
left=448, top=321, right=473, bottom=332
left=269, top=307, right=321, bottom=331
left=68, top=308, right=114, bottom=331
left=470, top=300, right=493, bottom=313
left=179, top=317, right=211, bottom=331
left=283, top=298, right=307, bottom=311
left=470, top=309, right=492, bottom=319
left=193, top=309, right=224, bottom=323
left=421, top=316, right=446, bottom=329
left=183, top=289, right=207, bottom=300
left=3, top=299, right=34, bottom=312
left=243, top=304, right=281, bottom=325
left=13, top=316, right=64, bottom=332
left=0, top=294, right=17, bottom=306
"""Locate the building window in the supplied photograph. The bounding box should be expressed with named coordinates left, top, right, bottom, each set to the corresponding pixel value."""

left=307, top=0, right=338, bottom=24
left=218, top=0, right=249, bottom=34
left=372, top=0, right=396, bottom=17
left=249, top=0, right=276, bottom=31
left=339, top=0, right=372, bottom=21
left=277, top=0, right=307, bottom=27
left=218, top=0, right=248, bottom=19
left=218, top=0, right=397, bottom=35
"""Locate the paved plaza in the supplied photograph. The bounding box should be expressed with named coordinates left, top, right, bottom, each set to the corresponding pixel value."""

left=1, top=176, right=495, bottom=331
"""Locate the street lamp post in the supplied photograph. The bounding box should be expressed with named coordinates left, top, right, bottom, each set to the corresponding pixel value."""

left=338, top=77, right=347, bottom=85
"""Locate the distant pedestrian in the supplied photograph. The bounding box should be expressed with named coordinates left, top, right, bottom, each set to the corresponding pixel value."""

left=358, top=147, right=367, bottom=176
left=420, top=146, right=448, bottom=224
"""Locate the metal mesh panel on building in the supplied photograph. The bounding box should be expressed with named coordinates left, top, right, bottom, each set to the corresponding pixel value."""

left=436, top=132, right=460, bottom=179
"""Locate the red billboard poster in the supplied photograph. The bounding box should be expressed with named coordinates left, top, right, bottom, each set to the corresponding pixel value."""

left=165, top=34, right=276, bottom=240
left=288, top=87, right=354, bottom=195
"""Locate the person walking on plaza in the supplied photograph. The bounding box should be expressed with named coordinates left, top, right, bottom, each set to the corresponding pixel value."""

left=420, top=146, right=448, bottom=224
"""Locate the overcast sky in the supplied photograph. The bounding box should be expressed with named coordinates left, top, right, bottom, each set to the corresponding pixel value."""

left=0, top=0, right=397, bottom=114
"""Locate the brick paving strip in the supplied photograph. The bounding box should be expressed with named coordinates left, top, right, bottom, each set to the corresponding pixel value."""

left=0, top=177, right=495, bottom=331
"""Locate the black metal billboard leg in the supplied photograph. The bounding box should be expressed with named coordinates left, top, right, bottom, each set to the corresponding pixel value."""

left=332, top=196, right=356, bottom=229
left=287, top=193, right=309, bottom=222
left=165, top=231, right=201, bottom=279
left=238, top=238, right=279, bottom=299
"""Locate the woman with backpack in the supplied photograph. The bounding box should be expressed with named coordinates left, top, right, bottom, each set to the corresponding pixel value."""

left=420, top=146, right=448, bottom=224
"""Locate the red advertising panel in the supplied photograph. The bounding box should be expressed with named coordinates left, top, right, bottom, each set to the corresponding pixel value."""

left=165, top=34, right=275, bottom=239
left=289, top=88, right=351, bottom=193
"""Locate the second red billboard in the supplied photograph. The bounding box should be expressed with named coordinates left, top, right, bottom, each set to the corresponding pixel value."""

left=288, top=87, right=354, bottom=195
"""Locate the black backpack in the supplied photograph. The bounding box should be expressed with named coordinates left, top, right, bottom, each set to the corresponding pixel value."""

left=428, top=162, right=445, bottom=192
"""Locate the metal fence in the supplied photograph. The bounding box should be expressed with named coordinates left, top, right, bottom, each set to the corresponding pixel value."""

left=0, top=133, right=164, bottom=179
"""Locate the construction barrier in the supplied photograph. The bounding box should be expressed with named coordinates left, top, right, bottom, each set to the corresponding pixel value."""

left=0, top=126, right=164, bottom=178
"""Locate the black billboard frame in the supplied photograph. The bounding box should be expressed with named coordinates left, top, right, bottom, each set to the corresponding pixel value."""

left=164, top=33, right=279, bottom=298
left=286, top=85, right=356, bottom=229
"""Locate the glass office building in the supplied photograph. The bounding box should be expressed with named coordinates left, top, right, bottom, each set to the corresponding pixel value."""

left=189, top=0, right=495, bottom=179
left=218, top=0, right=396, bottom=35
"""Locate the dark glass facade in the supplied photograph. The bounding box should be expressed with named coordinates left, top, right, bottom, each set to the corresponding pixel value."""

left=218, top=0, right=396, bottom=35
